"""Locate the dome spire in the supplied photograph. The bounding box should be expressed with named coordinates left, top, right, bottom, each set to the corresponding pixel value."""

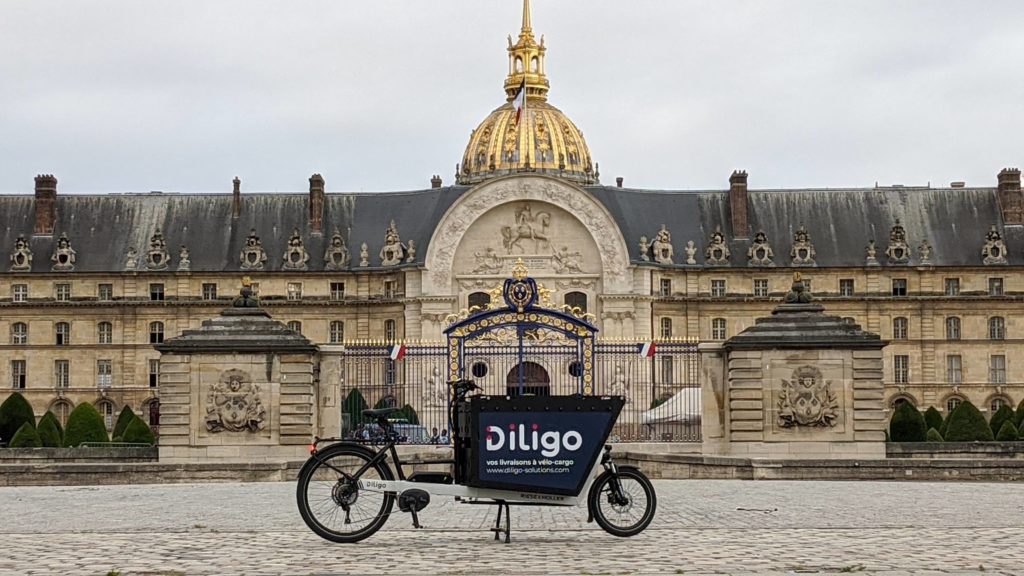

left=521, top=0, right=532, bottom=37
left=504, top=0, right=549, bottom=102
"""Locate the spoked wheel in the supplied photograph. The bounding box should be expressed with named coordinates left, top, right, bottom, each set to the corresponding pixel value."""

left=589, top=468, right=657, bottom=537
left=296, top=444, right=395, bottom=543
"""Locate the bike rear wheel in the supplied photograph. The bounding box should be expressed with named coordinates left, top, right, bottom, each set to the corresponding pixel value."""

left=296, top=443, right=395, bottom=543
left=589, top=468, right=657, bottom=537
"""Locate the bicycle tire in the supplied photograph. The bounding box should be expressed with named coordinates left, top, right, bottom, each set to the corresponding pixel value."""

left=589, top=467, right=657, bottom=537
left=296, top=443, right=395, bottom=543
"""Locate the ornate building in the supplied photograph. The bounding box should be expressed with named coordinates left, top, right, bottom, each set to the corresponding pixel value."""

left=1, top=1, right=1022, bottom=435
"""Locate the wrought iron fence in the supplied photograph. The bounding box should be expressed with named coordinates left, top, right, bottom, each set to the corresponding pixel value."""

left=336, top=340, right=701, bottom=444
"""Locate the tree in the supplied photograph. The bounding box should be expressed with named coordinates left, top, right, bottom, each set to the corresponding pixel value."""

left=926, top=428, right=944, bottom=442
left=995, top=421, right=1019, bottom=442
left=399, top=404, right=420, bottom=425
left=0, top=392, right=36, bottom=445
left=63, top=403, right=109, bottom=447
left=989, top=405, right=1016, bottom=437
left=113, top=406, right=138, bottom=440
left=9, top=422, right=42, bottom=448
left=944, top=401, right=995, bottom=442
left=923, top=406, right=943, bottom=434
left=121, top=416, right=156, bottom=445
left=889, top=401, right=927, bottom=442
left=36, top=413, right=63, bottom=448
left=343, top=389, right=369, bottom=428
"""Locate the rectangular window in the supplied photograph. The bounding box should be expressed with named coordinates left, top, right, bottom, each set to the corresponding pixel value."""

left=946, top=355, right=963, bottom=384
left=97, top=322, right=113, bottom=344
left=149, top=283, right=165, bottom=301
left=892, top=318, right=908, bottom=340
left=989, top=277, right=1004, bottom=296
left=660, top=356, right=674, bottom=385
left=287, top=282, right=303, bottom=301
left=990, top=355, right=1007, bottom=384
left=97, top=360, right=112, bottom=388
left=659, top=278, right=672, bottom=297
left=149, top=359, right=160, bottom=388
left=55, top=360, right=70, bottom=388
left=55, top=283, right=71, bottom=301
left=12, top=284, right=28, bottom=302
left=55, top=322, right=71, bottom=346
left=753, top=279, right=768, bottom=297
left=385, top=359, right=397, bottom=386
left=202, top=283, right=218, bottom=300
left=710, top=280, right=726, bottom=298
left=839, top=279, right=855, bottom=297
left=249, top=282, right=260, bottom=296
left=98, top=283, right=113, bottom=301
left=659, top=317, right=672, bottom=339
left=329, top=321, right=345, bottom=344
left=894, top=355, right=909, bottom=384
left=383, top=280, right=397, bottom=299
left=330, top=282, right=346, bottom=301
left=944, top=278, right=960, bottom=296
left=891, top=279, right=907, bottom=297
left=803, top=278, right=812, bottom=293
left=11, top=360, right=26, bottom=389
left=711, top=318, right=726, bottom=340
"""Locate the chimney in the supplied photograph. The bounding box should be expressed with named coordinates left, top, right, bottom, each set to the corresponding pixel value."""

left=309, top=173, right=325, bottom=233
left=616, top=177, right=624, bottom=188
left=729, top=170, right=749, bottom=238
left=431, top=175, right=442, bottom=189
left=950, top=181, right=966, bottom=188
left=232, top=177, right=241, bottom=219
left=33, top=174, right=57, bottom=235
left=997, top=167, right=1022, bottom=225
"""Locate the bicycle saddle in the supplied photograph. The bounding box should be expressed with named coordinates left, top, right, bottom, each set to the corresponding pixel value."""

left=362, top=407, right=402, bottom=419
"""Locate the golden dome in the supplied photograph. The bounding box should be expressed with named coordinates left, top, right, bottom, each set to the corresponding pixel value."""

left=456, top=0, right=598, bottom=186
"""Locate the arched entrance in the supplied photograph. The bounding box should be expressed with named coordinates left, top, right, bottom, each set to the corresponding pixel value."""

left=506, top=362, right=550, bottom=397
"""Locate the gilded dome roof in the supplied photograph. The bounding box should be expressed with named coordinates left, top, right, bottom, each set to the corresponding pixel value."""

left=456, top=0, right=598, bottom=186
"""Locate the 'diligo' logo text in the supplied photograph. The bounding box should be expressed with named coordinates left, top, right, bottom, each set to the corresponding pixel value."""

left=485, top=423, right=583, bottom=457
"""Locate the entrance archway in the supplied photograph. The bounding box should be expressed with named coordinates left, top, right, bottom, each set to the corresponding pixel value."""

left=506, top=362, right=550, bottom=397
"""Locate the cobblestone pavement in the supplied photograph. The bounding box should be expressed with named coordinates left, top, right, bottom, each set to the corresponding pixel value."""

left=2, top=480, right=1023, bottom=575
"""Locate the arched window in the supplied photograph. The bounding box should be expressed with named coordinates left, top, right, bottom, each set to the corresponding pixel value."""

left=946, top=396, right=964, bottom=414
left=97, top=400, right=115, bottom=431
left=564, top=292, right=587, bottom=313
left=945, top=317, right=961, bottom=340
left=149, top=321, right=164, bottom=344
left=468, top=292, right=491, bottom=311
left=50, top=400, right=73, bottom=427
left=530, top=56, right=539, bottom=72
left=97, top=321, right=113, bottom=344
left=506, top=362, right=550, bottom=397
left=287, top=321, right=302, bottom=334
left=143, top=398, right=160, bottom=427
left=11, top=322, right=27, bottom=345
left=329, top=321, right=345, bottom=344
left=660, top=318, right=672, bottom=339
left=384, top=319, right=397, bottom=342
left=890, top=395, right=915, bottom=409
left=711, top=318, right=726, bottom=340
left=515, top=56, right=523, bottom=73
left=989, top=396, right=1010, bottom=414
left=989, top=316, right=1006, bottom=340
left=55, top=321, right=71, bottom=345
left=892, top=317, right=908, bottom=340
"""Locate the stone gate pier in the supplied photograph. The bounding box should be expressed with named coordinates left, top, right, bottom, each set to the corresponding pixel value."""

left=700, top=274, right=888, bottom=459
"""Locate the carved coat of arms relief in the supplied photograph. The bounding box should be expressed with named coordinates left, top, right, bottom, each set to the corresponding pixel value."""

left=777, top=365, right=839, bottom=428
left=205, top=369, right=267, bottom=433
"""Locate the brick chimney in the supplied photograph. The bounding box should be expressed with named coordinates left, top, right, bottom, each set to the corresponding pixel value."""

left=309, top=173, right=325, bottom=233
left=729, top=170, right=749, bottom=238
left=997, top=168, right=1022, bottom=225
left=430, top=175, right=442, bottom=189
left=33, top=174, right=57, bottom=235
left=616, top=177, right=624, bottom=188
left=232, top=177, right=241, bottom=219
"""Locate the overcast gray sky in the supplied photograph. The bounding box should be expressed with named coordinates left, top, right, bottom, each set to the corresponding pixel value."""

left=1, top=1, right=1022, bottom=194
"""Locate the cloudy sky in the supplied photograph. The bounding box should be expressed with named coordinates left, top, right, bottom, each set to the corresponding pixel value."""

left=1, top=1, right=1022, bottom=194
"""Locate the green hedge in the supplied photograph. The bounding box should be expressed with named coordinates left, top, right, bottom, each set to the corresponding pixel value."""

left=36, top=412, right=63, bottom=448
left=399, top=404, right=420, bottom=425
left=63, top=403, right=109, bottom=447
left=889, top=402, right=926, bottom=442
left=923, top=406, right=943, bottom=434
left=925, top=427, right=944, bottom=442
left=944, top=401, right=994, bottom=442
left=995, top=421, right=1019, bottom=442
left=9, top=422, right=42, bottom=448
left=122, top=416, right=156, bottom=445
left=989, top=405, right=1016, bottom=437
left=0, top=393, right=36, bottom=445
left=343, top=389, right=369, bottom=427
left=113, top=406, right=137, bottom=440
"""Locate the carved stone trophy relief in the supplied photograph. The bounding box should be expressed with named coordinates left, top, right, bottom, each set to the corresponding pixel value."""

left=777, top=365, right=839, bottom=428
left=205, top=369, right=267, bottom=433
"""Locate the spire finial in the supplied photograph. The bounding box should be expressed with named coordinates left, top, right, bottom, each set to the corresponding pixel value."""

left=504, top=0, right=549, bottom=101
left=522, top=0, right=532, bottom=35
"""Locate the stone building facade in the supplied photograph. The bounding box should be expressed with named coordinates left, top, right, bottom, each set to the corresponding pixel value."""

left=1, top=1, right=1022, bottom=436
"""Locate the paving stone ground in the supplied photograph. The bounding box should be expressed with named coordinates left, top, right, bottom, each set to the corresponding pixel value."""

left=1, top=480, right=1022, bottom=575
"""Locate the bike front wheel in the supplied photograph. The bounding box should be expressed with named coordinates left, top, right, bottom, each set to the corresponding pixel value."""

left=296, top=443, right=395, bottom=543
left=589, top=468, right=657, bottom=537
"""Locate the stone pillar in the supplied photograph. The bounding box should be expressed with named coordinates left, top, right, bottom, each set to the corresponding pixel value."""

left=698, top=342, right=727, bottom=454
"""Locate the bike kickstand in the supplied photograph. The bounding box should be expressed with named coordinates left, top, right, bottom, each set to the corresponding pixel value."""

left=489, top=501, right=511, bottom=544
left=410, top=508, right=422, bottom=529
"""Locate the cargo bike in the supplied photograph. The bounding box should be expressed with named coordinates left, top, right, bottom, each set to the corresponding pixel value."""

left=296, top=378, right=657, bottom=543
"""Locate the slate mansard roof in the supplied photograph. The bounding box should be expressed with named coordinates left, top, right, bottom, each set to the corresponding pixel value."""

left=0, top=181, right=1019, bottom=272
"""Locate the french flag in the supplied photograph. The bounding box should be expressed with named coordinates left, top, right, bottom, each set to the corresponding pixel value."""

left=512, top=77, right=527, bottom=125
left=638, top=342, right=656, bottom=358
left=388, top=343, right=407, bottom=361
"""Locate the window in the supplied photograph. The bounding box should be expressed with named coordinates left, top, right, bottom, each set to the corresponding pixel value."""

left=990, top=355, right=1006, bottom=384
left=988, top=317, right=1006, bottom=340
left=329, top=321, right=345, bottom=344
left=55, top=322, right=71, bottom=345
left=249, top=282, right=260, bottom=296
left=330, top=282, right=345, bottom=301
left=660, top=356, right=674, bottom=385
left=11, top=360, right=26, bottom=389
left=202, top=283, right=218, bottom=300
left=97, top=360, right=112, bottom=388
left=565, top=292, right=587, bottom=313
left=149, top=283, right=164, bottom=301
left=99, top=401, right=114, bottom=431
left=893, top=355, right=909, bottom=384
left=946, top=396, right=963, bottom=414
left=753, top=279, right=768, bottom=297
left=945, top=317, right=961, bottom=340
left=944, top=278, right=960, bottom=296
left=990, top=396, right=1009, bottom=413
left=891, top=279, right=907, bottom=296
left=97, top=321, right=113, bottom=344
left=287, top=282, right=303, bottom=301
left=946, top=355, right=963, bottom=384
left=989, top=277, right=1004, bottom=296
left=659, top=278, right=672, bottom=297
left=385, top=359, right=397, bottom=386
left=383, top=280, right=396, bottom=299
left=710, top=280, right=726, bottom=297
left=711, top=318, right=726, bottom=340
left=11, top=322, right=28, bottom=345
left=52, top=400, right=72, bottom=426
left=468, top=292, right=491, bottom=310
left=287, top=321, right=303, bottom=334
left=384, top=319, right=397, bottom=342
left=149, top=359, right=160, bottom=388
left=55, top=283, right=71, bottom=301
left=146, top=399, right=161, bottom=426
left=55, top=360, right=70, bottom=388
left=98, top=283, right=113, bottom=301
left=12, top=284, right=28, bottom=302
left=802, top=278, right=812, bottom=293
left=892, top=317, right=908, bottom=340
left=842, top=317, right=856, bottom=325
left=149, top=321, right=164, bottom=344
left=839, top=279, right=855, bottom=297
left=660, top=318, right=672, bottom=339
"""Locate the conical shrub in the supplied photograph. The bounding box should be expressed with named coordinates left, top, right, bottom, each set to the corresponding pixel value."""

left=926, top=427, right=944, bottom=442
left=112, top=406, right=137, bottom=440
left=9, top=422, right=42, bottom=448
left=63, top=403, right=109, bottom=447
left=923, top=406, right=943, bottom=434
left=343, top=389, right=369, bottom=427
left=36, top=412, right=63, bottom=448
left=944, top=401, right=994, bottom=442
left=399, top=404, right=420, bottom=425
left=989, top=405, right=1016, bottom=437
left=1015, top=399, right=1024, bottom=428
left=121, top=416, right=156, bottom=445
left=995, top=421, right=1019, bottom=442
left=889, top=401, right=926, bottom=442
left=0, top=392, right=36, bottom=445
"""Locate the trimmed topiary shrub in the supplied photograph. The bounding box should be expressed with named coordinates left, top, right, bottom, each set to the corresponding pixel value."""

left=121, top=416, right=156, bottom=445
left=9, top=422, right=42, bottom=448
left=926, top=427, right=944, bottom=442
left=399, top=404, right=420, bottom=425
left=343, top=389, right=369, bottom=428
left=63, top=403, right=109, bottom=447
left=889, top=401, right=927, bottom=442
left=36, top=413, right=63, bottom=448
left=1015, top=399, right=1024, bottom=429
left=0, top=392, right=36, bottom=445
left=112, top=406, right=137, bottom=440
left=989, top=405, right=1016, bottom=437
left=923, top=406, right=943, bottom=434
left=944, top=401, right=995, bottom=442
left=995, top=421, right=1019, bottom=442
